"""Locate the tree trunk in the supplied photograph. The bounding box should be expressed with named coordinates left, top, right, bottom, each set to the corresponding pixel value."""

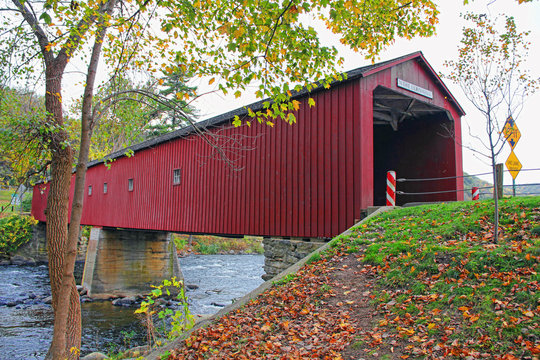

left=489, top=121, right=499, bottom=244
left=44, top=62, right=82, bottom=360
left=48, top=8, right=117, bottom=359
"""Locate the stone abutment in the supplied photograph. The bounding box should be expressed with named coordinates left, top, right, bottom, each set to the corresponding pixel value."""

left=262, top=238, right=327, bottom=280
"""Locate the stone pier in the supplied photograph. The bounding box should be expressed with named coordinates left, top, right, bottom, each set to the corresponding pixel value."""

left=13, top=222, right=48, bottom=263
left=82, top=227, right=182, bottom=298
left=262, top=238, right=327, bottom=280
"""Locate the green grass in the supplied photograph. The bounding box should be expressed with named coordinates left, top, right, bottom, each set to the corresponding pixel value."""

left=339, top=196, right=540, bottom=358
left=0, top=189, right=15, bottom=215
left=0, top=189, right=13, bottom=202
left=0, top=188, right=32, bottom=216
left=273, top=273, right=298, bottom=286
left=306, top=252, right=321, bottom=264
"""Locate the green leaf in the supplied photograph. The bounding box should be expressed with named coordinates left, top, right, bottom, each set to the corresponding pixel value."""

left=39, top=13, right=52, bottom=25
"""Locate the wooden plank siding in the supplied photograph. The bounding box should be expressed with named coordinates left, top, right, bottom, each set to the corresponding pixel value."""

left=32, top=53, right=465, bottom=239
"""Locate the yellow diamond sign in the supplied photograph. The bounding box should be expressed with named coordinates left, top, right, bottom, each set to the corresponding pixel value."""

left=505, top=151, right=522, bottom=180
left=502, top=116, right=521, bottom=150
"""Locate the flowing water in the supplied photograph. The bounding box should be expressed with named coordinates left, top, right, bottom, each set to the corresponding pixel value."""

left=0, top=254, right=264, bottom=359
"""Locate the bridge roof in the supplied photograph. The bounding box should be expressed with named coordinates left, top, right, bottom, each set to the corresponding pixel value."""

left=87, top=51, right=464, bottom=169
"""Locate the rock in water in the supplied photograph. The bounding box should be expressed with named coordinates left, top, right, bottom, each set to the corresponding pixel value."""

left=81, top=352, right=108, bottom=360
left=112, top=296, right=137, bottom=307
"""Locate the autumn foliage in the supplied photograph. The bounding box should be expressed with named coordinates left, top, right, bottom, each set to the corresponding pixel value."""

left=166, top=197, right=539, bottom=359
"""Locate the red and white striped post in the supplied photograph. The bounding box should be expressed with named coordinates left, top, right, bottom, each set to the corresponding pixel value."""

left=472, top=187, right=479, bottom=201
left=386, top=170, right=396, bottom=206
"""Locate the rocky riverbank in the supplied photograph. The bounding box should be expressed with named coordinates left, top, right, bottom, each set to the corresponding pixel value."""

left=1, top=253, right=265, bottom=358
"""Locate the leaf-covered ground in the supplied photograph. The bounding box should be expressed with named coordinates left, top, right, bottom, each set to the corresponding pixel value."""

left=166, top=197, right=539, bottom=359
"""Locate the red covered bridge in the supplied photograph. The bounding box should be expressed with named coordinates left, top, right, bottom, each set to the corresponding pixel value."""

left=32, top=52, right=466, bottom=289
left=32, top=52, right=465, bottom=240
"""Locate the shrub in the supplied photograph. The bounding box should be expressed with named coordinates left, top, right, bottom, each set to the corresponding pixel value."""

left=135, top=277, right=194, bottom=347
left=0, top=215, right=38, bottom=255
left=21, top=194, right=32, bottom=212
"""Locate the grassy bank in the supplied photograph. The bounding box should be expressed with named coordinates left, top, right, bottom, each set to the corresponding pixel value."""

left=341, top=196, right=539, bottom=358
left=163, top=196, right=539, bottom=360
left=0, top=188, right=15, bottom=215
left=0, top=188, right=31, bottom=217
left=173, top=234, right=263, bottom=255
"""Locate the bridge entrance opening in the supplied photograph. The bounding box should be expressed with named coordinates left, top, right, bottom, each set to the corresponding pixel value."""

left=372, top=86, right=459, bottom=206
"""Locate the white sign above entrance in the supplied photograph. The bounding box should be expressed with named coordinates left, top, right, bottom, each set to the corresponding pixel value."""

left=397, top=78, right=433, bottom=99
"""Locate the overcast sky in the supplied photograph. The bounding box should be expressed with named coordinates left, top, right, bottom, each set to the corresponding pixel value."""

left=191, top=0, right=540, bottom=187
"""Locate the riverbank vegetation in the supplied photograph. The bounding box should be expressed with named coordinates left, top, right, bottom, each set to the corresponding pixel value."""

left=173, top=234, right=263, bottom=255
left=162, top=196, right=539, bottom=359
left=0, top=214, right=37, bottom=255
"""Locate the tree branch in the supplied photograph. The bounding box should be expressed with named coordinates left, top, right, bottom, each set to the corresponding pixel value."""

left=56, top=0, right=115, bottom=63
left=11, top=0, right=53, bottom=63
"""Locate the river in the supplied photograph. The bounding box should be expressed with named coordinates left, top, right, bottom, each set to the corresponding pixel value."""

left=0, top=254, right=264, bottom=359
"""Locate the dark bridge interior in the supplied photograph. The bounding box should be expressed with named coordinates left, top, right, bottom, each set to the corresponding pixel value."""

left=372, top=86, right=458, bottom=206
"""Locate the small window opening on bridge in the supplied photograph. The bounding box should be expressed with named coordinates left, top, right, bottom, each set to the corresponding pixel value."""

left=128, top=178, right=134, bottom=192
left=173, top=169, right=182, bottom=185
left=88, top=185, right=92, bottom=196
left=103, top=183, right=108, bottom=194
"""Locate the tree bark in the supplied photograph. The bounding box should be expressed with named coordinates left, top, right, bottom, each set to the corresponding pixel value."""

left=50, top=12, right=116, bottom=359
left=488, top=115, right=500, bottom=244
left=48, top=4, right=118, bottom=359
left=44, top=62, right=82, bottom=360
left=11, top=0, right=118, bottom=357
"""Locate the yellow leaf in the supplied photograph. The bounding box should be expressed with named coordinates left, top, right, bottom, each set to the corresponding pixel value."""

left=292, top=100, right=300, bottom=111
left=287, top=113, right=296, bottom=124
left=233, top=27, right=245, bottom=38
left=208, top=77, right=215, bottom=85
